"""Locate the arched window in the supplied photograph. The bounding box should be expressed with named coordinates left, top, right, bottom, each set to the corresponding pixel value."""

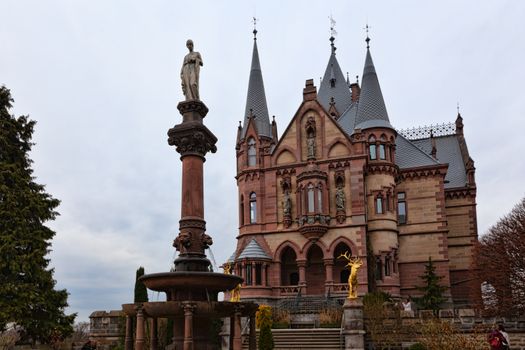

left=307, top=184, right=315, bottom=212
left=369, top=136, right=377, bottom=160
left=249, top=192, right=257, bottom=223
left=239, top=195, right=245, bottom=225
left=247, top=137, right=256, bottom=166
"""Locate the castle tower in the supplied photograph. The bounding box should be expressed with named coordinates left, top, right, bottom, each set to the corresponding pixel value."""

left=354, top=35, right=400, bottom=296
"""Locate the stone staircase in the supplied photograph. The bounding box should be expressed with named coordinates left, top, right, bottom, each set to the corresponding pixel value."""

left=242, top=328, right=342, bottom=350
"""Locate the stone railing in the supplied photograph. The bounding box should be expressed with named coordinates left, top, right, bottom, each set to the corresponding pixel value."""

left=279, top=285, right=301, bottom=296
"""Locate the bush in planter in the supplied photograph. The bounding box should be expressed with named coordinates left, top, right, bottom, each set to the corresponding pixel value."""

left=319, top=307, right=342, bottom=328
left=271, top=309, right=290, bottom=329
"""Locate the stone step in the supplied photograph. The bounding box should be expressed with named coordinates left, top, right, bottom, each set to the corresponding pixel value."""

left=242, top=328, right=342, bottom=350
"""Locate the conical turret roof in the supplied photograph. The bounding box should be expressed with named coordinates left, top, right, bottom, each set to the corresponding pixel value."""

left=318, top=39, right=353, bottom=116
left=241, top=34, right=272, bottom=139
left=354, top=44, right=393, bottom=131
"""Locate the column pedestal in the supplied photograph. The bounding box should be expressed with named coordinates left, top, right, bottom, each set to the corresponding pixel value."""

left=342, top=298, right=365, bottom=350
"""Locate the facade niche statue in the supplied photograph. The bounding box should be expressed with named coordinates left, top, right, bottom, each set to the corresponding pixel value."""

left=180, top=39, right=203, bottom=101
left=335, top=186, right=345, bottom=211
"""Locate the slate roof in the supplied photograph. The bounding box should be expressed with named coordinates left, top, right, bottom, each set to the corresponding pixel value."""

left=395, top=134, right=440, bottom=169
left=318, top=48, right=353, bottom=116
left=227, top=252, right=236, bottom=263
left=241, top=37, right=272, bottom=139
left=411, top=135, right=468, bottom=188
left=337, top=102, right=358, bottom=135
left=354, top=48, right=393, bottom=131
left=237, top=239, right=271, bottom=260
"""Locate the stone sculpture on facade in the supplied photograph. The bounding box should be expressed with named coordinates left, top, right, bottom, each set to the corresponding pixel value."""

left=336, top=186, right=345, bottom=210
left=181, top=39, right=203, bottom=101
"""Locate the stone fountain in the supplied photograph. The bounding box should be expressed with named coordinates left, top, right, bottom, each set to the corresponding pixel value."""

left=122, top=40, right=257, bottom=350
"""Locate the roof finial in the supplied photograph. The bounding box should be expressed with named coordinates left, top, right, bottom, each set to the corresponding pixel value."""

left=252, top=17, right=258, bottom=40
left=346, top=72, right=350, bottom=85
left=457, top=101, right=460, bottom=115
left=364, top=23, right=371, bottom=49
left=356, top=75, right=359, bottom=84
left=329, top=15, right=337, bottom=54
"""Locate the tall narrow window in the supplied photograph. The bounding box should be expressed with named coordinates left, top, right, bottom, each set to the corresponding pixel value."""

left=385, top=193, right=390, bottom=212
left=384, top=255, right=391, bottom=276
left=240, top=195, right=245, bottom=225
left=255, top=264, right=262, bottom=285
left=379, top=144, right=386, bottom=160
left=307, top=184, right=315, bottom=212
left=249, top=192, right=257, bottom=223
left=317, top=185, right=323, bottom=212
left=247, top=137, right=256, bottom=166
left=397, top=192, right=406, bottom=224
left=375, top=257, right=382, bottom=280
left=376, top=196, right=383, bottom=214
left=369, top=136, right=377, bottom=160
left=246, top=264, right=252, bottom=285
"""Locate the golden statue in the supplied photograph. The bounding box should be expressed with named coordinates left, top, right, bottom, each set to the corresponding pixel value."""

left=223, top=263, right=241, bottom=302
left=338, top=251, right=363, bottom=299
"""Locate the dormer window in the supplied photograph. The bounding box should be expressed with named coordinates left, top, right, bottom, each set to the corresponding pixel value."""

left=247, top=137, right=256, bottom=166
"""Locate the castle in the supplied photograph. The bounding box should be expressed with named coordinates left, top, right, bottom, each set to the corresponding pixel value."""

left=226, top=29, right=478, bottom=308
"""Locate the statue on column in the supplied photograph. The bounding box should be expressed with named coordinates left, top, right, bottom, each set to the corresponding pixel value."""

left=283, top=191, right=291, bottom=216
left=181, top=39, right=203, bottom=101
left=338, top=251, right=363, bottom=299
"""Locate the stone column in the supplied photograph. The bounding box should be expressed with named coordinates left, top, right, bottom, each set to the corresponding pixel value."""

left=150, top=317, right=158, bottom=350
left=297, top=260, right=307, bottom=292
left=135, top=306, right=145, bottom=350
left=183, top=303, right=196, bottom=350
left=324, top=258, right=334, bottom=294
left=232, top=308, right=243, bottom=350
left=125, top=315, right=133, bottom=350
left=248, top=311, right=256, bottom=350
left=342, top=298, right=365, bottom=350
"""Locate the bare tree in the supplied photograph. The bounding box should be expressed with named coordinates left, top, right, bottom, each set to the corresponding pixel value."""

left=474, top=197, right=525, bottom=316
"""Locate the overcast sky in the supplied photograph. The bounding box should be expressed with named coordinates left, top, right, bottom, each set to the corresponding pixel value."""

left=1, top=1, right=524, bottom=322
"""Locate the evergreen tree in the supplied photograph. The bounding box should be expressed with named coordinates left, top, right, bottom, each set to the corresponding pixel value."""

left=134, top=266, right=148, bottom=302
left=416, top=257, right=447, bottom=314
left=0, top=86, right=75, bottom=343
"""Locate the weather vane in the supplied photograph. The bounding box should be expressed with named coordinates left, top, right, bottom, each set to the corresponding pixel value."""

left=253, top=16, right=258, bottom=38
left=364, top=23, right=371, bottom=48
left=329, top=15, right=337, bottom=37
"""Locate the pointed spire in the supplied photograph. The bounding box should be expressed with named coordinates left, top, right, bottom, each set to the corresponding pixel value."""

left=318, top=34, right=353, bottom=116
left=354, top=33, right=393, bottom=131
left=241, top=27, right=272, bottom=139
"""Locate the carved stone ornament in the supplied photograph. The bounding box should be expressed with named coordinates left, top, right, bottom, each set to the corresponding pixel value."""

left=173, top=231, right=192, bottom=253
left=201, top=232, right=213, bottom=249
left=168, top=122, right=217, bottom=157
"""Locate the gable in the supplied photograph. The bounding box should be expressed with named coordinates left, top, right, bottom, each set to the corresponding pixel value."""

left=271, top=98, right=352, bottom=165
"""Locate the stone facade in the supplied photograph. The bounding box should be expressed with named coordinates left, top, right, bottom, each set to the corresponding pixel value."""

left=89, top=310, right=124, bottom=350
left=227, top=33, right=478, bottom=309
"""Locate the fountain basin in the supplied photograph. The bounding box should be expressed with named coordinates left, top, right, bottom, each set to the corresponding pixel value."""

left=140, top=271, right=242, bottom=294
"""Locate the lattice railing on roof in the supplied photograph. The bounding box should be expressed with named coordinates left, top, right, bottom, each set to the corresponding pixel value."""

left=397, top=122, right=456, bottom=140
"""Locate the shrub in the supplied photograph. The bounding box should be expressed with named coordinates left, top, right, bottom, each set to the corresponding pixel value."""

left=408, top=343, right=426, bottom=350
left=319, top=307, right=342, bottom=327
left=258, top=323, right=274, bottom=350
left=271, top=309, right=290, bottom=329
left=256, top=305, right=272, bottom=329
